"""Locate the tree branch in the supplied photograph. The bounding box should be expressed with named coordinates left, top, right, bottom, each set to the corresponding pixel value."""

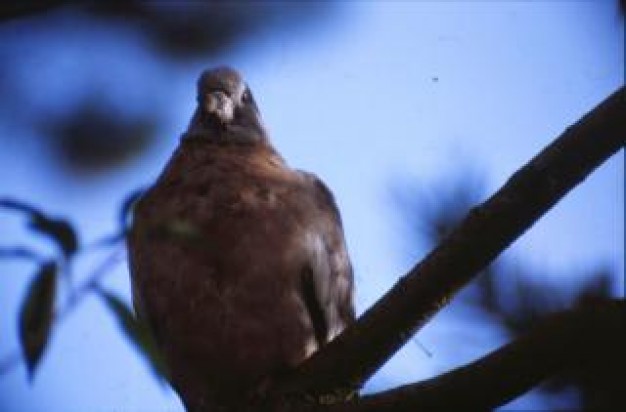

left=271, top=86, right=625, bottom=399
left=320, top=299, right=625, bottom=411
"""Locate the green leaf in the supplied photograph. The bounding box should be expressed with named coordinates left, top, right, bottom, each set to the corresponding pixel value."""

left=97, top=289, right=168, bottom=382
left=0, top=199, right=79, bottom=259
left=18, top=262, right=57, bottom=379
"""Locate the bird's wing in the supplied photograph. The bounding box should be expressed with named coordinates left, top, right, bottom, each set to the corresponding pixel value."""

left=300, top=172, right=355, bottom=347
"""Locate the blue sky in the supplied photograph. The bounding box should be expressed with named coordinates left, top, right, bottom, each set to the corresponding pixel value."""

left=1, top=2, right=623, bottom=411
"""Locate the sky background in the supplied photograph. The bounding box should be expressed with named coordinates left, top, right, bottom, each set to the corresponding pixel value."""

left=1, top=2, right=623, bottom=411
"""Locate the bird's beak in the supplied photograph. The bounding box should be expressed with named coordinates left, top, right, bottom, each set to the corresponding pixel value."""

left=204, top=91, right=235, bottom=124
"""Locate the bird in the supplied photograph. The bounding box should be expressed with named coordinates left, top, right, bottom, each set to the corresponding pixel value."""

left=127, top=67, right=355, bottom=411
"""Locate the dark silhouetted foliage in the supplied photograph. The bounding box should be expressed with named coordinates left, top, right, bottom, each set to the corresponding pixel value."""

left=0, top=2, right=335, bottom=175
left=394, top=173, right=621, bottom=410
left=18, top=261, right=57, bottom=378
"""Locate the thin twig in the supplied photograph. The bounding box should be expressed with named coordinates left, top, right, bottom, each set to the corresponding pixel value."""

left=56, top=244, right=126, bottom=320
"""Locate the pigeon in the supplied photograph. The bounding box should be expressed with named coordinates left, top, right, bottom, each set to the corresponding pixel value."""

left=127, top=66, right=355, bottom=411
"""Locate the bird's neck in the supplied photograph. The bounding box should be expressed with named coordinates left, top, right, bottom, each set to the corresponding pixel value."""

left=183, top=108, right=269, bottom=146
left=172, top=133, right=287, bottom=178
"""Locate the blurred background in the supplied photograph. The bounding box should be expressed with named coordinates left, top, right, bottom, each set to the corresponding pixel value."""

left=0, top=1, right=623, bottom=411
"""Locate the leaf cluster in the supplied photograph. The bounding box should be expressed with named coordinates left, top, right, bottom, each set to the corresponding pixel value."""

left=0, top=189, right=165, bottom=382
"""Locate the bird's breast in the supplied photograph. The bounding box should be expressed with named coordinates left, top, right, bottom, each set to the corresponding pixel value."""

left=129, top=147, right=331, bottom=400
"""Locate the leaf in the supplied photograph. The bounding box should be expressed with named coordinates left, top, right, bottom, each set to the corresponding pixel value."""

left=0, top=198, right=79, bottom=259
left=119, top=188, right=145, bottom=231
left=18, top=262, right=57, bottom=379
left=29, top=217, right=78, bottom=259
left=0, top=198, right=41, bottom=215
left=97, top=289, right=168, bottom=382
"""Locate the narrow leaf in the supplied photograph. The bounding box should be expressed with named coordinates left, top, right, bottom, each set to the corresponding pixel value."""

left=97, top=289, right=168, bottom=382
left=18, top=262, right=57, bottom=379
left=0, top=198, right=79, bottom=258
left=119, top=188, right=145, bottom=232
left=0, top=199, right=42, bottom=215
left=29, top=217, right=78, bottom=259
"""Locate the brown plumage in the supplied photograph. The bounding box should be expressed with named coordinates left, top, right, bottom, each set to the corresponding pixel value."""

left=127, top=67, right=355, bottom=411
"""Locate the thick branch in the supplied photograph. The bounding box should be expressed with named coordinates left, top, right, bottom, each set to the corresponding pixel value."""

left=272, top=87, right=625, bottom=398
left=323, top=300, right=626, bottom=411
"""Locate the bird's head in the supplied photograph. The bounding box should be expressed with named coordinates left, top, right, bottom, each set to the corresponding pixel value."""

left=186, top=66, right=267, bottom=144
